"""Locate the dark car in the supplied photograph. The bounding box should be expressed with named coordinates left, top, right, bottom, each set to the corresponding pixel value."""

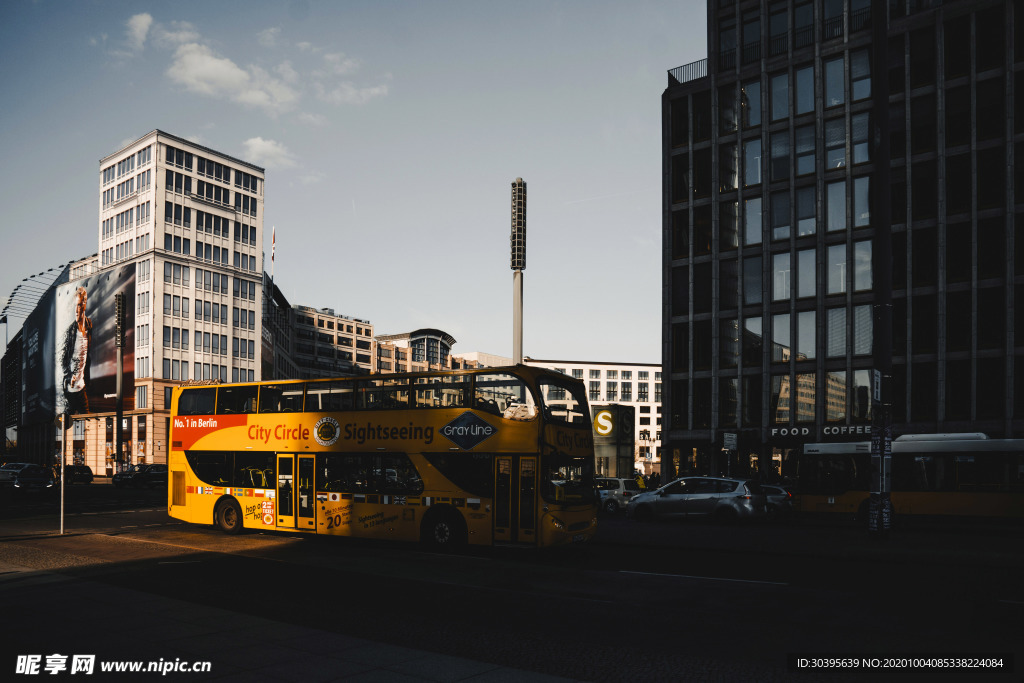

left=762, top=484, right=793, bottom=519
left=62, top=464, right=95, bottom=485
left=0, top=462, right=56, bottom=491
left=112, top=464, right=151, bottom=488
left=137, top=464, right=167, bottom=489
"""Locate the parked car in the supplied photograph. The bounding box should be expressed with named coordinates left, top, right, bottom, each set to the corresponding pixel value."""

left=112, top=464, right=151, bottom=488
left=0, top=462, right=57, bottom=491
left=627, top=476, right=766, bottom=521
left=137, top=464, right=167, bottom=489
left=595, top=477, right=643, bottom=514
left=762, top=484, right=793, bottom=519
left=62, top=464, right=95, bottom=485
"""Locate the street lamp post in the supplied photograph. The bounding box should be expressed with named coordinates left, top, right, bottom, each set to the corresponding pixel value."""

left=510, top=178, right=527, bottom=365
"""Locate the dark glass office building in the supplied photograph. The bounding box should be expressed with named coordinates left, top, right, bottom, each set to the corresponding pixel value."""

left=662, top=0, right=1023, bottom=481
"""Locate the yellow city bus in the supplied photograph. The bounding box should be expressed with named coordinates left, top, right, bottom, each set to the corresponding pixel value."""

left=795, top=433, right=1024, bottom=519
left=167, top=366, right=597, bottom=547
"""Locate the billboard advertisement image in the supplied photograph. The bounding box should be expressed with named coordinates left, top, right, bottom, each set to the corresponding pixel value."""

left=54, top=264, right=135, bottom=416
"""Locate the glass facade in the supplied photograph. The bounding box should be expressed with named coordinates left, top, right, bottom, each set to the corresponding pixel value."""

left=664, top=0, right=1022, bottom=480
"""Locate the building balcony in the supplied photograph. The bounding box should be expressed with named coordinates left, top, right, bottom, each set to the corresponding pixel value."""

left=668, top=58, right=708, bottom=86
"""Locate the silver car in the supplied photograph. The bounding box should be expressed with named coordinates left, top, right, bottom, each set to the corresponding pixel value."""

left=595, top=477, right=643, bottom=514
left=627, top=476, right=766, bottom=521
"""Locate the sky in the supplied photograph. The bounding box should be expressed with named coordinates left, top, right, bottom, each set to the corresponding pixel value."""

left=0, top=0, right=707, bottom=365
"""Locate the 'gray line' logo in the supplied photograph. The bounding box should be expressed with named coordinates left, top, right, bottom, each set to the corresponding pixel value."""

left=440, top=412, right=497, bottom=450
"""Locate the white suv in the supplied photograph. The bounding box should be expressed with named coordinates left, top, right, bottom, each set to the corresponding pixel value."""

left=596, top=477, right=643, bottom=514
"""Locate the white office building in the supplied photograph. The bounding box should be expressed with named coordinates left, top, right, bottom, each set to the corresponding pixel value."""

left=524, top=358, right=663, bottom=477
left=99, top=130, right=265, bottom=389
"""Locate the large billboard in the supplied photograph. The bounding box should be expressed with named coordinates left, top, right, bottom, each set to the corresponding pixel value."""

left=22, top=287, right=57, bottom=422
left=54, top=264, right=136, bottom=416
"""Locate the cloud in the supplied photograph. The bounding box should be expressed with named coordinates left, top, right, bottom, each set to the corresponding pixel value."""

left=314, top=81, right=389, bottom=105
left=257, top=27, right=281, bottom=48
left=126, top=13, right=152, bottom=51
left=153, top=21, right=201, bottom=47
left=166, top=43, right=298, bottom=115
left=242, top=137, right=297, bottom=169
left=297, top=112, right=327, bottom=126
left=323, top=52, right=360, bottom=75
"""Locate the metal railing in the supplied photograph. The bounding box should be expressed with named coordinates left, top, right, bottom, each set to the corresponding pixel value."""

left=668, top=58, right=708, bottom=86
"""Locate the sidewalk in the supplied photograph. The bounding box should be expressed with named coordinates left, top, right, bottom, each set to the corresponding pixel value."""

left=0, top=555, right=583, bottom=682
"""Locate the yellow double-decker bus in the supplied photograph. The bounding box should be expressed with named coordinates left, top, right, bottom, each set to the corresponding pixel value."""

left=167, top=366, right=597, bottom=547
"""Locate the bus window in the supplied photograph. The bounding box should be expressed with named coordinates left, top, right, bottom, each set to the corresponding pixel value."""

left=178, top=387, right=216, bottom=415
left=306, top=380, right=354, bottom=412
left=538, top=377, right=590, bottom=427
left=414, top=376, right=468, bottom=408
left=234, top=451, right=275, bottom=488
left=317, top=453, right=424, bottom=496
left=258, top=384, right=305, bottom=413
left=422, top=452, right=494, bottom=498
left=185, top=451, right=232, bottom=486
left=217, top=386, right=258, bottom=414
left=474, top=372, right=536, bottom=420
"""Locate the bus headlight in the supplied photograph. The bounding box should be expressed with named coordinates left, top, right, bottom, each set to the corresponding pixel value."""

left=549, top=515, right=565, bottom=530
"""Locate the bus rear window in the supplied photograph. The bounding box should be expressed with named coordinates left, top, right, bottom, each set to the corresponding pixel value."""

left=178, top=388, right=216, bottom=415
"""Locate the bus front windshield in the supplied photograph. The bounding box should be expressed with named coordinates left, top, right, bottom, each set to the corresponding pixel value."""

left=542, top=452, right=596, bottom=505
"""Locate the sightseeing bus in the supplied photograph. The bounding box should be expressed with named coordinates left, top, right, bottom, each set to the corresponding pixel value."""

left=794, top=433, right=1024, bottom=519
left=167, top=366, right=597, bottom=547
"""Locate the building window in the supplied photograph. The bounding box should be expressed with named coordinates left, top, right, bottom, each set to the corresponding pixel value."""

left=741, top=81, right=761, bottom=127
left=797, top=311, right=815, bottom=360
left=796, top=186, right=815, bottom=235
left=795, top=65, right=813, bottom=115
left=744, top=197, right=763, bottom=245
left=827, top=244, right=847, bottom=294
left=772, top=315, right=791, bottom=366
left=851, top=50, right=871, bottom=101
left=744, top=256, right=762, bottom=305
left=854, top=241, right=872, bottom=291
left=825, top=118, right=845, bottom=169
left=826, top=181, right=846, bottom=231
left=770, top=73, right=789, bottom=121
left=797, top=248, right=816, bottom=298
left=772, top=253, right=791, bottom=301
left=824, top=57, right=845, bottom=108
left=744, top=139, right=762, bottom=186
left=771, top=191, right=791, bottom=241
left=853, top=176, right=870, bottom=227
left=795, top=125, right=815, bottom=176
left=770, top=131, right=789, bottom=182
left=852, top=113, right=870, bottom=164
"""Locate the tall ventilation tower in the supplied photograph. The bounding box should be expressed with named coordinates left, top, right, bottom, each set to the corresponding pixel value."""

left=510, top=178, right=527, bottom=364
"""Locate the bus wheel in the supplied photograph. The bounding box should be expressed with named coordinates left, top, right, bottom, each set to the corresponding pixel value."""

left=422, top=509, right=465, bottom=549
left=216, top=499, right=243, bottom=534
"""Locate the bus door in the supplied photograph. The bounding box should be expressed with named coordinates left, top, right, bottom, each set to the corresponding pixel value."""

left=493, top=455, right=538, bottom=544
left=276, top=454, right=316, bottom=530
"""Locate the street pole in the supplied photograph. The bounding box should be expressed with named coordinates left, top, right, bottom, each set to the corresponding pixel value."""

left=115, top=293, right=124, bottom=472
left=60, top=413, right=65, bottom=535
left=869, top=0, right=893, bottom=537
left=510, top=178, right=527, bottom=364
